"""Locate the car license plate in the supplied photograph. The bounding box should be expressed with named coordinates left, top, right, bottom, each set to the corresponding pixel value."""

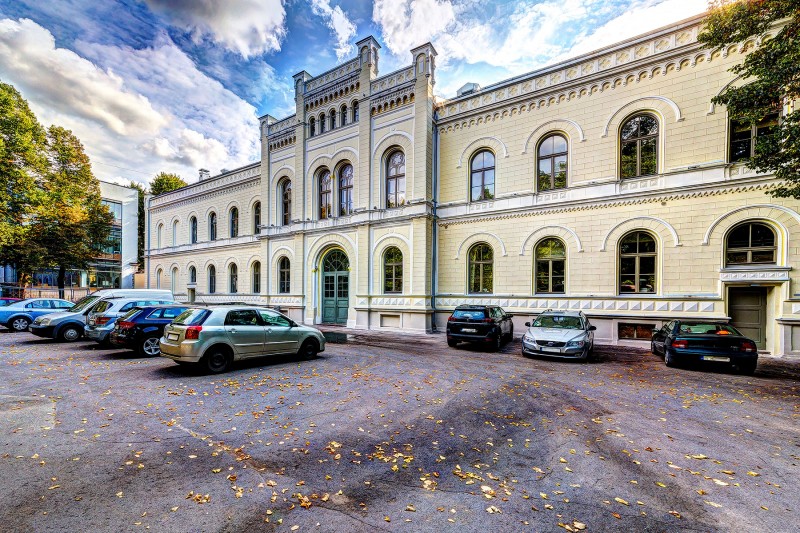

left=702, top=356, right=730, bottom=362
left=461, top=328, right=476, bottom=333
left=542, top=347, right=561, bottom=353
left=167, top=333, right=179, bottom=341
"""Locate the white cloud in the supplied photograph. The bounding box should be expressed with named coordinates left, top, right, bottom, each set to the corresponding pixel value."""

left=144, top=0, right=287, bottom=58
left=0, top=18, right=167, bottom=135
left=310, top=0, right=357, bottom=60
left=0, top=18, right=260, bottom=187
left=373, top=0, right=456, bottom=58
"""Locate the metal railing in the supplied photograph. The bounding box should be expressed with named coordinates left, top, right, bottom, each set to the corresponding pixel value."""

left=0, top=285, right=96, bottom=302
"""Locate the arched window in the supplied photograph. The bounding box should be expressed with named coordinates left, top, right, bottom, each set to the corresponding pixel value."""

left=329, top=109, right=336, bottom=130
left=172, top=220, right=178, bottom=246
left=252, top=202, right=261, bottom=234
left=309, top=116, right=316, bottom=137
left=339, top=164, right=353, bottom=216
left=619, top=231, right=657, bottom=294
left=229, top=263, right=238, bottom=293
left=620, top=114, right=658, bottom=178
left=468, top=243, right=493, bottom=294
left=251, top=261, right=261, bottom=293
left=340, top=104, right=348, bottom=126
left=534, top=238, right=566, bottom=293
left=730, top=110, right=780, bottom=162
left=278, top=257, right=290, bottom=294
left=190, top=216, right=197, bottom=244
left=208, top=265, right=216, bottom=294
left=155, top=268, right=162, bottom=289
left=171, top=267, right=178, bottom=294
left=319, top=169, right=332, bottom=219
left=189, top=265, right=196, bottom=283
left=208, top=212, right=217, bottom=241
left=384, top=247, right=403, bottom=294
left=386, top=151, right=406, bottom=208
left=352, top=101, right=359, bottom=122
left=725, top=222, right=776, bottom=266
left=157, top=224, right=163, bottom=248
left=537, top=134, right=568, bottom=191
left=280, top=179, right=292, bottom=225
left=319, top=113, right=326, bottom=134
left=470, top=150, right=495, bottom=202
left=229, top=207, right=239, bottom=238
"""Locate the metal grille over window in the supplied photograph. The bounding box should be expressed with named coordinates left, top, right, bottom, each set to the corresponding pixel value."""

left=620, top=114, right=658, bottom=178
left=387, top=151, right=406, bottom=208
left=619, top=231, right=656, bottom=293
left=725, top=222, right=776, bottom=266
left=339, top=164, right=353, bottom=216
left=383, top=247, right=403, bottom=293
left=470, top=151, right=495, bottom=202
left=468, top=243, right=493, bottom=294
left=535, top=238, right=566, bottom=293
left=537, top=135, right=568, bottom=191
left=319, top=170, right=332, bottom=219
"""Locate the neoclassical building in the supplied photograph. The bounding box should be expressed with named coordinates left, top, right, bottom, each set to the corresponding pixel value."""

left=145, top=15, right=800, bottom=356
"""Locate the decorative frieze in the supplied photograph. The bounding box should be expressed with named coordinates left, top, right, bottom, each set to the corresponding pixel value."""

left=150, top=179, right=259, bottom=213
left=370, top=67, right=415, bottom=93
left=304, top=75, right=360, bottom=112
left=149, top=164, right=260, bottom=208
left=370, top=84, right=415, bottom=116
left=720, top=267, right=791, bottom=283
left=435, top=296, right=717, bottom=315
left=268, top=115, right=297, bottom=136
left=304, top=58, right=360, bottom=92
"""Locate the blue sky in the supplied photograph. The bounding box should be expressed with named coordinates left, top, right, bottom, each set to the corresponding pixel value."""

left=0, top=0, right=708, bottom=187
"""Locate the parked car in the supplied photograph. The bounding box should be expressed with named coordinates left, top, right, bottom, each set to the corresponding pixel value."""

left=446, top=304, right=514, bottom=351
left=0, top=298, right=74, bottom=332
left=30, top=289, right=173, bottom=342
left=521, top=310, right=596, bottom=361
left=160, top=305, right=326, bottom=374
left=85, top=297, right=176, bottom=346
left=650, top=320, right=758, bottom=374
left=109, top=304, right=193, bottom=356
left=0, top=297, right=22, bottom=307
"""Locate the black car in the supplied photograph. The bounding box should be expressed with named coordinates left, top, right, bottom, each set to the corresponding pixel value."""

left=109, top=304, right=193, bottom=356
left=651, top=320, right=758, bottom=374
left=446, top=305, right=514, bottom=351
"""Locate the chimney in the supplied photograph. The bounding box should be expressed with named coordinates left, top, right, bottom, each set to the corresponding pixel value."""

left=199, top=168, right=210, bottom=180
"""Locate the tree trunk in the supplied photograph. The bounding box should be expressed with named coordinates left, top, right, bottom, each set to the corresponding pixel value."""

left=57, top=265, right=65, bottom=300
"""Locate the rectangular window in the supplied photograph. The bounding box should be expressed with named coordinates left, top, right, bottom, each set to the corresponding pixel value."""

left=618, top=323, right=655, bottom=340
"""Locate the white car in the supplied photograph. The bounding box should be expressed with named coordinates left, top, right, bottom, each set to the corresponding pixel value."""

left=521, top=310, right=596, bottom=361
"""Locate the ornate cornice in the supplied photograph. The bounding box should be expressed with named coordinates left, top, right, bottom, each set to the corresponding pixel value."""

left=305, top=74, right=361, bottom=113
left=370, top=66, right=415, bottom=94
left=305, top=58, right=360, bottom=92
left=150, top=178, right=260, bottom=213
left=268, top=115, right=297, bottom=136
left=149, top=163, right=260, bottom=208
left=370, top=84, right=415, bottom=116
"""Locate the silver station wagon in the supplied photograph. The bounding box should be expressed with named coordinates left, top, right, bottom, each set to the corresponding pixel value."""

left=160, top=305, right=326, bottom=373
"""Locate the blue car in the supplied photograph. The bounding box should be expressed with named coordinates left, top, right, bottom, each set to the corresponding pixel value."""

left=0, top=298, right=75, bottom=332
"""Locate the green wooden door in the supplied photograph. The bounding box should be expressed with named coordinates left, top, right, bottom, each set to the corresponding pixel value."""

left=321, top=250, right=349, bottom=324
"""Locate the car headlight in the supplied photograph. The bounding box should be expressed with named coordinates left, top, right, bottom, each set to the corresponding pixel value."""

left=566, top=339, right=585, bottom=348
left=523, top=333, right=536, bottom=344
left=38, top=318, right=51, bottom=326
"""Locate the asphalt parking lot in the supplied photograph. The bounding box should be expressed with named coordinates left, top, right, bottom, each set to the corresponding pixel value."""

left=0, top=328, right=798, bottom=532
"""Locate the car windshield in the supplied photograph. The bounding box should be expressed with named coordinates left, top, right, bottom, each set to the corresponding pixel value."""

left=119, top=308, right=142, bottom=321
left=678, top=323, right=741, bottom=336
left=0, top=300, right=15, bottom=307
left=452, top=309, right=486, bottom=319
left=173, top=308, right=208, bottom=326
left=69, top=295, right=100, bottom=313
left=532, top=315, right=583, bottom=329
left=92, top=300, right=113, bottom=313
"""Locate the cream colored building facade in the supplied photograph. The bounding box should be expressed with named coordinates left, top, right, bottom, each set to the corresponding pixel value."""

left=145, top=15, right=800, bottom=357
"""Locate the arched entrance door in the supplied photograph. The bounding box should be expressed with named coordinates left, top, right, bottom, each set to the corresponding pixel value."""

left=322, top=249, right=349, bottom=324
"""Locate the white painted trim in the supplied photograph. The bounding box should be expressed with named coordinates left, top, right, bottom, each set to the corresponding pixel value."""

left=454, top=232, right=508, bottom=259
left=702, top=204, right=800, bottom=245
left=601, top=96, right=683, bottom=137
left=372, top=232, right=411, bottom=252
left=522, top=119, right=586, bottom=154
left=371, top=130, right=414, bottom=158
left=600, top=216, right=681, bottom=251
left=271, top=245, right=296, bottom=261
left=306, top=147, right=359, bottom=175
left=708, top=75, right=743, bottom=115
left=519, top=225, right=584, bottom=254
left=271, top=165, right=295, bottom=183
left=457, top=136, right=509, bottom=168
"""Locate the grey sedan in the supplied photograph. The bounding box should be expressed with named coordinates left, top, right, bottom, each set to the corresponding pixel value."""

left=160, top=305, right=326, bottom=373
left=521, top=310, right=596, bottom=361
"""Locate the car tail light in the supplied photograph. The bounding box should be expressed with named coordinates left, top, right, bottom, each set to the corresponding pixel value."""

left=448, top=316, right=456, bottom=322
left=117, top=321, right=134, bottom=330
left=483, top=318, right=494, bottom=323
left=671, top=339, right=688, bottom=349
left=740, top=340, right=757, bottom=353
left=96, top=316, right=111, bottom=326
left=185, top=325, right=202, bottom=340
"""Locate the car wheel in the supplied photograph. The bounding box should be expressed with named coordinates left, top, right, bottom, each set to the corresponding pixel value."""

left=9, top=317, right=30, bottom=332
left=298, top=339, right=319, bottom=360
left=202, top=347, right=232, bottom=374
left=506, top=323, right=514, bottom=341
left=664, top=350, right=676, bottom=368
left=139, top=335, right=161, bottom=357
left=651, top=341, right=657, bottom=356
left=59, top=326, right=81, bottom=342
left=447, top=339, right=458, bottom=348
left=490, top=335, right=502, bottom=352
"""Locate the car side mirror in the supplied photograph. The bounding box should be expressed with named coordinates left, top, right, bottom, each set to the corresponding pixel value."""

left=524, top=322, right=531, bottom=327
left=588, top=325, right=597, bottom=331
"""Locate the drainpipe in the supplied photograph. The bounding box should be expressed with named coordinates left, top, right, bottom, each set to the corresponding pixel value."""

left=430, top=111, right=440, bottom=331
left=145, top=195, right=152, bottom=288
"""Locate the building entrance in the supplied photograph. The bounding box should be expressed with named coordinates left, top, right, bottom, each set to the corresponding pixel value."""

left=321, top=250, right=349, bottom=324
left=728, top=286, right=768, bottom=350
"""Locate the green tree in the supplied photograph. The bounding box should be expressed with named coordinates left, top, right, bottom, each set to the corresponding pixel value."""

left=698, top=0, right=800, bottom=197
left=0, top=82, right=47, bottom=286
left=150, top=172, right=187, bottom=195
left=128, top=181, right=146, bottom=269
left=30, top=126, right=113, bottom=297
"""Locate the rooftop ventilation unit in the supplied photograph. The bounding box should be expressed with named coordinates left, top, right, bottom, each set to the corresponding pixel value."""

left=457, top=82, right=481, bottom=97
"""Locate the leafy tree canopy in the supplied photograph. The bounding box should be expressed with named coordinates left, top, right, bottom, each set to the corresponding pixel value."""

left=150, top=172, right=187, bottom=195
left=698, top=0, right=800, bottom=197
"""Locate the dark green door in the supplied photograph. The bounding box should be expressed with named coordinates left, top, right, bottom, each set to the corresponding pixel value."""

left=322, top=250, right=349, bottom=324
left=729, top=287, right=767, bottom=349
